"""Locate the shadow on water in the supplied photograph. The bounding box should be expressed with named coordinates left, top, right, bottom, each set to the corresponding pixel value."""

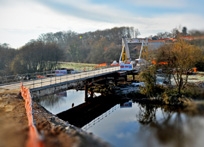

left=57, top=95, right=122, bottom=128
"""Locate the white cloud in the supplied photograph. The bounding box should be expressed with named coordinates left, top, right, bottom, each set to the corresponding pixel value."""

left=0, top=0, right=204, bottom=48
left=125, top=0, right=188, bottom=8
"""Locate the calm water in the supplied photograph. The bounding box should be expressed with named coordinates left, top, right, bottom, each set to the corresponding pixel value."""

left=38, top=90, right=204, bottom=147
left=38, top=90, right=85, bottom=114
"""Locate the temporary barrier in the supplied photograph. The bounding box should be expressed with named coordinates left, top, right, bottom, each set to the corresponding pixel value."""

left=120, top=64, right=133, bottom=71
left=21, top=83, right=44, bottom=147
left=94, top=63, right=107, bottom=68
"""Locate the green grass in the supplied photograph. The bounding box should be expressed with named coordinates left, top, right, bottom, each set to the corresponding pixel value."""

left=57, top=62, right=97, bottom=72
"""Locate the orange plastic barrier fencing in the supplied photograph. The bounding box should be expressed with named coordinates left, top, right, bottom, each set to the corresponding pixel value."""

left=152, top=60, right=168, bottom=65
left=192, top=67, right=197, bottom=73
left=21, top=83, right=44, bottom=147
left=95, top=63, right=107, bottom=68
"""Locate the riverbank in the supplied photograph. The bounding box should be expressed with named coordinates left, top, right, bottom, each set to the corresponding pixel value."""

left=112, top=72, right=204, bottom=114
left=1, top=72, right=203, bottom=146
left=0, top=88, right=110, bottom=147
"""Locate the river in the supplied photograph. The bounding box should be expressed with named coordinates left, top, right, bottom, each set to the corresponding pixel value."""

left=37, top=89, right=204, bottom=147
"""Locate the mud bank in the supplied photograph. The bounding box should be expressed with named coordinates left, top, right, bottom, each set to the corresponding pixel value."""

left=0, top=89, right=110, bottom=147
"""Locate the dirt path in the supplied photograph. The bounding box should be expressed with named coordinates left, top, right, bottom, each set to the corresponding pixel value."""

left=0, top=89, right=110, bottom=147
left=0, top=89, right=27, bottom=147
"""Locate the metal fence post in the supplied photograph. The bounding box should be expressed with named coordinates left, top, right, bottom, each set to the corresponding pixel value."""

left=33, top=79, right=34, bottom=89
left=50, top=77, right=51, bottom=85
left=41, top=78, right=42, bottom=87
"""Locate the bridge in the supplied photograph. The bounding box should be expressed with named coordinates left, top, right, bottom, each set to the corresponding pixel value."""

left=0, top=66, right=138, bottom=99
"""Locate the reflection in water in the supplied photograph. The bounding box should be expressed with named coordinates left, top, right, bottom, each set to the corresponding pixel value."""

left=86, top=102, right=204, bottom=147
left=137, top=104, right=157, bottom=124
left=36, top=93, right=66, bottom=108
left=82, top=104, right=120, bottom=130
left=135, top=104, right=204, bottom=147
left=36, top=90, right=85, bottom=114
left=36, top=90, right=204, bottom=147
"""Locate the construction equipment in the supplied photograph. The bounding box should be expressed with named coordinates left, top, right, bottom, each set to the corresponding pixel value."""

left=112, top=37, right=148, bottom=70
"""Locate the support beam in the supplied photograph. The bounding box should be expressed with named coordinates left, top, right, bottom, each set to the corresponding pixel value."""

left=85, top=84, right=88, bottom=102
left=90, top=89, right=94, bottom=98
left=133, top=75, right=135, bottom=81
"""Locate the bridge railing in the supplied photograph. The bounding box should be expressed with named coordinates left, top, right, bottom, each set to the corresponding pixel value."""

left=21, top=66, right=120, bottom=89
left=82, top=104, right=120, bottom=131
left=0, top=66, right=120, bottom=85
left=0, top=70, right=54, bottom=85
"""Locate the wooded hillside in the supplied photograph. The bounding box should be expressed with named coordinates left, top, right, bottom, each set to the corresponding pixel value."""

left=0, top=26, right=204, bottom=75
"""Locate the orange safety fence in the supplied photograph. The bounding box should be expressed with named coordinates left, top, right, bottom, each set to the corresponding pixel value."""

left=94, top=63, right=107, bottom=68
left=192, top=67, right=197, bottom=73
left=21, top=83, right=44, bottom=147
left=152, top=60, right=168, bottom=65
left=36, top=75, right=45, bottom=79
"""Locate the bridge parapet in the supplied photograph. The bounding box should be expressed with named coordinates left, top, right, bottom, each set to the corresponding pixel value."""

left=24, top=66, right=120, bottom=89
left=0, top=67, right=120, bottom=95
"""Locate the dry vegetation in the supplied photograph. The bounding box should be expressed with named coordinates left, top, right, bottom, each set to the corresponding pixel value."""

left=58, top=62, right=97, bottom=71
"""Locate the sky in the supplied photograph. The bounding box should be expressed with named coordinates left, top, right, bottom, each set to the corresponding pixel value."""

left=0, top=0, right=204, bottom=48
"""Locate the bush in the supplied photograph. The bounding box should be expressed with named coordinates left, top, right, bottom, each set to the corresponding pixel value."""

left=183, top=83, right=204, bottom=99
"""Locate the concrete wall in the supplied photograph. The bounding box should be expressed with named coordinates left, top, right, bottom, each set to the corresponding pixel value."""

left=30, top=81, right=84, bottom=98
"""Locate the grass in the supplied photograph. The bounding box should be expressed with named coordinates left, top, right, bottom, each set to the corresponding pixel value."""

left=57, top=62, right=97, bottom=72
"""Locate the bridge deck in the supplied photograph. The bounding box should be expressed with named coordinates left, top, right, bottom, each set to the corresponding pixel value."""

left=0, top=67, right=120, bottom=91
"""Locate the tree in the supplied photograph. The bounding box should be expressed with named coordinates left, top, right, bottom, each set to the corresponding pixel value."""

left=182, top=27, right=187, bottom=36
left=156, top=39, right=202, bottom=94
left=171, top=39, right=202, bottom=93
left=10, top=41, right=64, bottom=74
left=172, top=28, right=180, bottom=38
left=138, top=65, right=157, bottom=97
left=67, top=44, right=80, bottom=62
left=156, top=32, right=172, bottom=39
left=88, top=37, right=109, bottom=63
left=103, top=42, right=121, bottom=63
left=0, top=45, right=16, bottom=75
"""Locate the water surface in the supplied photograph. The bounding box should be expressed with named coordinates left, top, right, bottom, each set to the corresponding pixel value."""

left=84, top=102, right=204, bottom=147
left=38, top=90, right=204, bottom=147
left=38, top=90, right=85, bottom=114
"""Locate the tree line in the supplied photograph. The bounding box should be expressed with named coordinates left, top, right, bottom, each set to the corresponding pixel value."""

left=0, top=27, right=136, bottom=75
left=0, top=26, right=204, bottom=76
left=0, top=41, right=64, bottom=75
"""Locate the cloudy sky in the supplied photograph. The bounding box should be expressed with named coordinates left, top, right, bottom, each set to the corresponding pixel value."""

left=0, top=0, right=204, bottom=48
